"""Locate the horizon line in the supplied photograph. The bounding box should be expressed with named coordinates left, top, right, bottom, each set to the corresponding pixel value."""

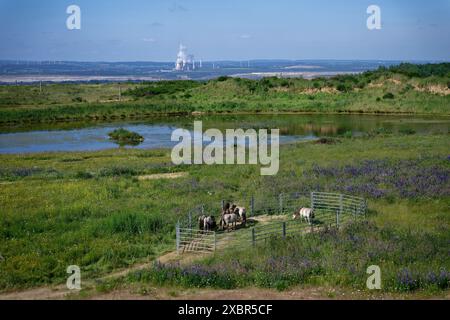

left=1, top=58, right=448, bottom=64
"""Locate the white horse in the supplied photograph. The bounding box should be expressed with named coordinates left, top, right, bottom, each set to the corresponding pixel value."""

left=293, top=207, right=315, bottom=224
left=203, top=216, right=216, bottom=231
left=233, top=206, right=247, bottom=225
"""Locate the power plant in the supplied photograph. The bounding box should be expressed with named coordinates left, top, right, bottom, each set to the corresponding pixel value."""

left=174, top=44, right=198, bottom=71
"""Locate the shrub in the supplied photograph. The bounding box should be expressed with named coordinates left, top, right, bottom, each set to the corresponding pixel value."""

left=135, top=262, right=240, bottom=289
left=315, top=137, right=339, bottom=144
left=336, top=83, right=350, bottom=92
left=387, top=62, right=450, bottom=78
left=216, top=76, right=229, bottom=82
left=391, top=268, right=450, bottom=292
left=74, top=171, right=93, bottom=179
left=399, top=128, right=416, bottom=135
left=108, top=128, right=144, bottom=146
left=99, top=166, right=137, bottom=177
left=383, top=92, right=395, bottom=99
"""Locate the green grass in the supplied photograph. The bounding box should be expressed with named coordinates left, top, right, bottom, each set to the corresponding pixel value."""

left=0, top=83, right=136, bottom=107
left=0, top=132, right=448, bottom=293
left=0, top=63, right=449, bottom=124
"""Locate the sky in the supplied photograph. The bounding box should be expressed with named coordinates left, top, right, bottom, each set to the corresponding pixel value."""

left=0, top=0, right=449, bottom=62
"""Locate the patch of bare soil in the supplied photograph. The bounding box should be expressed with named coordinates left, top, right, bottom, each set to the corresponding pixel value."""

left=90, top=286, right=328, bottom=300
left=157, top=249, right=211, bottom=266
left=388, top=79, right=402, bottom=85
left=78, top=286, right=450, bottom=300
left=251, top=214, right=287, bottom=224
left=0, top=286, right=70, bottom=300
left=138, top=172, right=188, bottom=180
left=427, top=85, right=450, bottom=96
left=368, top=82, right=384, bottom=88
left=293, top=87, right=338, bottom=95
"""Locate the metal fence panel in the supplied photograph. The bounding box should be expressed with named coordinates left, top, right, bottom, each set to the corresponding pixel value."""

left=176, top=225, right=216, bottom=253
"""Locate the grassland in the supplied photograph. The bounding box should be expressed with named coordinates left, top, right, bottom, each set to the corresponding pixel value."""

left=0, top=131, right=449, bottom=296
left=0, top=62, right=448, bottom=298
left=0, top=63, right=449, bottom=125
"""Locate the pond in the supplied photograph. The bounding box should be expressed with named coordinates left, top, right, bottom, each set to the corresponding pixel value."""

left=0, top=114, right=448, bottom=154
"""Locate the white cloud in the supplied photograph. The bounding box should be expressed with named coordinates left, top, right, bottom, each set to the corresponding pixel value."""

left=239, top=34, right=252, bottom=39
left=143, top=38, right=157, bottom=43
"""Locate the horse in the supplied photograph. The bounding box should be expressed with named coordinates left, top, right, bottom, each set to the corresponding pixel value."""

left=220, top=213, right=238, bottom=231
left=203, top=216, right=216, bottom=232
left=222, top=202, right=231, bottom=216
left=198, top=215, right=206, bottom=232
left=232, top=206, right=247, bottom=226
left=293, top=207, right=315, bottom=224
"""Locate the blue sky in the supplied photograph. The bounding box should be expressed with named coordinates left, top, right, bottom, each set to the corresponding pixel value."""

left=0, top=0, right=449, bottom=61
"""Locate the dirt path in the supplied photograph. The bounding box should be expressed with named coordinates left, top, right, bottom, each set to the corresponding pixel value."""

left=5, top=284, right=447, bottom=300
left=0, top=286, right=71, bottom=300
left=90, top=287, right=329, bottom=300
left=138, top=172, right=188, bottom=180
left=0, top=284, right=326, bottom=300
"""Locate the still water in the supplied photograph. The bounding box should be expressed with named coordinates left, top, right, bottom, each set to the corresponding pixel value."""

left=0, top=114, right=448, bottom=154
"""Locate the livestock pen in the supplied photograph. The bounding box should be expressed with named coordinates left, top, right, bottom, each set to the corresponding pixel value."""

left=175, top=192, right=367, bottom=254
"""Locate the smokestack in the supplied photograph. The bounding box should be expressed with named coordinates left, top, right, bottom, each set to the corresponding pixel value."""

left=175, top=44, right=196, bottom=72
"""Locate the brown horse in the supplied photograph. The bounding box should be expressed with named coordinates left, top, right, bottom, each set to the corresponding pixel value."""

left=198, top=215, right=206, bottom=231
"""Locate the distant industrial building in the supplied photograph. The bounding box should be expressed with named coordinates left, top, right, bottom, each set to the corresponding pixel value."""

left=175, top=44, right=199, bottom=71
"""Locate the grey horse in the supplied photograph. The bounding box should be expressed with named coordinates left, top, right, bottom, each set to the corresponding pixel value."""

left=220, top=213, right=238, bottom=231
